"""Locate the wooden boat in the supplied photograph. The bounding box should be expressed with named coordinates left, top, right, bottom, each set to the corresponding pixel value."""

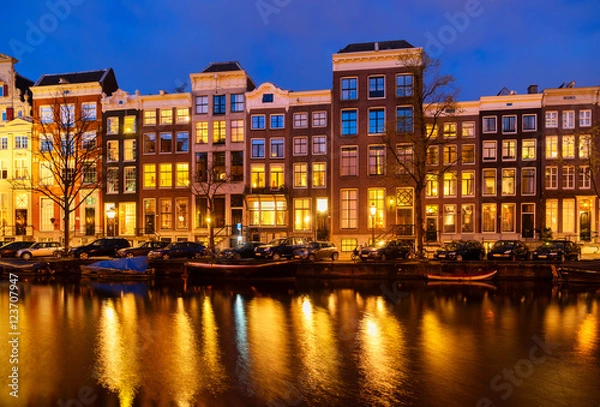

left=0, top=260, right=54, bottom=276
left=81, top=256, right=155, bottom=280
left=426, top=269, right=497, bottom=281
left=426, top=281, right=497, bottom=290
left=185, top=260, right=297, bottom=279
left=555, top=266, right=600, bottom=283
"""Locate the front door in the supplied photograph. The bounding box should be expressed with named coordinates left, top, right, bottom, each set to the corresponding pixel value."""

left=15, top=209, right=27, bottom=236
left=426, top=216, right=437, bottom=242
left=580, top=211, right=591, bottom=241
left=85, top=207, right=95, bottom=236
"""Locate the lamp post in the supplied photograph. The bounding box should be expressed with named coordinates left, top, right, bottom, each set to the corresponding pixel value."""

left=370, top=203, right=377, bottom=245
left=106, top=207, right=116, bottom=237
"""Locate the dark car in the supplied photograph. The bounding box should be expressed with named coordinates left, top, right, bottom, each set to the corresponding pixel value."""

left=147, top=241, right=207, bottom=260
left=487, top=240, right=530, bottom=261
left=254, top=238, right=308, bottom=260
left=70, top=238, right=131, bottom=259
left=219, top=242, right=264, bottom=259
left=116, top=241, right=169, bottom=258
left=359, top=240, right=413, bottom=262
left=0, top=241, right=35, bottom=258
left=532, top=240, right=581, bottom=262
left=294, top=241, right=339, bottom=261
left=434, top=240, right=485, bottom=261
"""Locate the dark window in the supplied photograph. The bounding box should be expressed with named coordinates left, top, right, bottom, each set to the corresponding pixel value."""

left=231, top=151, right=243, bottom=181
left=213, top=95, right=226, bottom=114
left=262, top=94, right=274, bottom=103
left=195, top=152, right=207, bottom=181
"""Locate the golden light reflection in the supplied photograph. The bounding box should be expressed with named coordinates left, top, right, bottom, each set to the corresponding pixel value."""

left=199, top=296, right=227, bottom=394
left=96, top=297, right=140, bottom=407
left=292, top=295, right=342, bottom=404
left=357, top=296, right=408, bottom=406
left=247, top=297, right=292, bottom=401
left=575, top=309, right=598, bottom=359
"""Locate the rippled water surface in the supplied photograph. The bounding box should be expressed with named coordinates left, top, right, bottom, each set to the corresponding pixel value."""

left=1, top=276, right=599, bottom=406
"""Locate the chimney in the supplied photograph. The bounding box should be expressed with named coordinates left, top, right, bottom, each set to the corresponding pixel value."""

left=527, top=84, right=538, bottom=94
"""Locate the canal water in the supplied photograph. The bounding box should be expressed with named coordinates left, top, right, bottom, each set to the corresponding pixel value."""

left=1, top=276, right=599, bottom=407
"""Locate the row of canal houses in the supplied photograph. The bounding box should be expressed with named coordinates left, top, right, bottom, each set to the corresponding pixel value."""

left=1, top=41, right=599, bottom=254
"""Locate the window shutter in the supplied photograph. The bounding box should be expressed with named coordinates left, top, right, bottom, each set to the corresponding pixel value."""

left=2, top=84, right=7, bottom=96
left=6, top=108, right=13, bottom=121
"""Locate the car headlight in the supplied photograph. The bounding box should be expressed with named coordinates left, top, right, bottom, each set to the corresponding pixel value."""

left=504, top=250, right=511, bottom=254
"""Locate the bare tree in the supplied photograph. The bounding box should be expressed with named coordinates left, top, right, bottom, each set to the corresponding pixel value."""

left=190, top=157, right=229, bottom=253
left=11, top=92, right=102, bottom=250
left=384, top=52, right=459, bottom=257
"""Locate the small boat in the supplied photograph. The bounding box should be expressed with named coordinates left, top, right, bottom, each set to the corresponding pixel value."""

left=555, top=266, right=600, bottom=283
left=0, top=260, right=54, bottom=276
left=185, top=260, right=297, bottom=279
left=81, top=256, right=155, bottom=280
left=426, top=281, right=498, bottom=290
left=426, top=269, right=497, bottom=281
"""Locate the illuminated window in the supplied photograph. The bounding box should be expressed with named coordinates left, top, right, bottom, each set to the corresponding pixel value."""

left=124, top=167, right=136, bottom=193
left=195, top=121, right=208, bottom=144
left=546, top=136, right=558, bottom=158
left=444, top=122, right=457, bottom=138
left=294, top=163, right=307, bottom=188
left=340, top=189, right=358, bottom=229
left=545, top=111, right=557, bottom=128
left=294, top=198, right=311, bottom=231
left=106, top=140, right=118, bottom=162
left=159, top=163, right=172, bottom=188
left=579, top=110, right=592, bottom=127
left=522, top=139, right=536, bottom=160
left=482, top=169, right=496, bottom=196
left=312, top=162, right=326, bottom=187
left=251, top=164, right=265, bottom=188
left=144, top=164, right=156, bottom=188
left=124, top=116, right=136, bottom=133
left=270, top=164, right=284, bottom=189
left=501, top=204, right=515, bottom=233
left=579, top=166, right=591, bottom=189
left=160, top=109, right=172, bottom=125
left=293, top=113, right=308, bottom=128
left=443, top=205, right=456, bottom=233
left=176, top=108, right=189, bottom=124
left=502, top=140, right=516, bottom=160
left=106, top=167, right=119, bottom=193
left=545, top=166, right=558, bottom=189
left=462, top=121, right=475, bottom=137
left=427, top=146, right=439, bottom=166
left=462, top=144, right=475, bottom=164
left=483, top=141, right=496, bottom=161
left=562, top=111, right=575, bottom=129
left=368, top=188, right=385, bottom=229
left=462, top=204, right=474, bottom=233
left=368, top=145, right=385, bottom=175
left=502, top=168, right=516, bottom=195
left=562, top=199, right=575, bottom=234
left=160, top=198, right=172, bottom=229
left=546, top=199, right=558, bottom=233
left=482, top=203, right=496, bottom=233
left=562, top=135, right=575, bottom=158
left=270, top=138, right=284, bottom=158
left=144, top=110, right=156, bottom=125
left=213, top=121, right=226, bottom=144
left=124, top=139, right=136, bottom=161
left=562, top=166, right=575, bottom=189
left=443, top=145, right=457, bottom=165
left=579, top=134, right=591, bottom=158
left=461, top=171, right=475, bottom=197
left=426, top=173, right=438, bottom=197
left=443, top=172, right=457, bottom=197
left=106, top=117, right=119, bottom=134
left=176, top=163, right=189, bottom=187
left=231, top=119, right=244, bottom=142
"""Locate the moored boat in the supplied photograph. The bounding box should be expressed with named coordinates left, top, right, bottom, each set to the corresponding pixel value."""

left=426, top=269, right=497, bottom=281
left=555, top=266, right=600, bottom=283
left=185, top=259, right=297, bottom=279
left=81, top=256, right=155, bottom=280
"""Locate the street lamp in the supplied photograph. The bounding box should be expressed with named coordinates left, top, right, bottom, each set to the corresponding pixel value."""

left=106, top=207, right=116, bottom=237
left=370, top=203, right=377, bottom=245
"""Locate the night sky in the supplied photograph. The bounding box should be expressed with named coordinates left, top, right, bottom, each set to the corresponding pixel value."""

left=2, top=0, right=599, bottom=101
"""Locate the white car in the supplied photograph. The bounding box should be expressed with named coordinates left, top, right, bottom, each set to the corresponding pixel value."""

left=16, top=242, right=65, bottom=259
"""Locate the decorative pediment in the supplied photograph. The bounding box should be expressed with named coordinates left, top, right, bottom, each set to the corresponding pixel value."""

left=246, top=82, right=290, bottom=110
left=101, top=88, right=141, bottom=111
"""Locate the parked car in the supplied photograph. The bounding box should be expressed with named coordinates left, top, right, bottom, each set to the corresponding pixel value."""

left=487, top=240, right=530, bottom=261
left=532, top=240, right=581, bottom=262
left=254, top=238, right=308, bottom=261
left=147, top=241, right=207, bottom=260
left=0, top=241, right=36, bottom=258
left=116, top=241, right=169, bottom=258
left=219, top=242, right=264, bottom=259
left=70, top=238, right=131, bottom=259
left=434, top=240, right=485, bottom=261
left=16, top=241, right=64, bottom=259
left=359, top=239, right=413, bottom=262
left=294, top=241, right=339, bottom=261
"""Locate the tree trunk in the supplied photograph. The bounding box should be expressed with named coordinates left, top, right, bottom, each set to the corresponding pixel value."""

left=414, top=185, right=425, bottom=257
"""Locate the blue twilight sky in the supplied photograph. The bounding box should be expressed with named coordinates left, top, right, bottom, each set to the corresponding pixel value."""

left=2, top=0, right=599, bottom=101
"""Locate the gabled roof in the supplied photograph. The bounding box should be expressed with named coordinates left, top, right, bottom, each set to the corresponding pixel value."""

left=338, top=40, right=415, bottom=53
left=34, top=68, right=118, bottom=95
left=201, top=61, right=243, bottom=73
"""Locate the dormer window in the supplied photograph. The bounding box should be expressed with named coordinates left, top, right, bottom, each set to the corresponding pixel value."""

left=262, top=94, right=274, bottom=103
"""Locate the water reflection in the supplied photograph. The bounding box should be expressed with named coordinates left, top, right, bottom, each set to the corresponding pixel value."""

left=96, top=296, right=140, bottom=407
left=357, top=296, right=411, bottom=406
left=0, top=279, right=598, bottom=406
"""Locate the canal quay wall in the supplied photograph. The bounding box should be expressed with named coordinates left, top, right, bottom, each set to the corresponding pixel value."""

left=295, top=261, right=555, bottom=280
left=4, top=258, right=558, bottom=281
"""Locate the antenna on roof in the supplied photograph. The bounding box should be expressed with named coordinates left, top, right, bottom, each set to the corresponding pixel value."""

left=497, top=87, right=510, bottom=96
left=558, top=83, right=565, bottom=88
left=58, top=77, right=69, bottom=84
left=567, top=80, right=576, bottom=88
